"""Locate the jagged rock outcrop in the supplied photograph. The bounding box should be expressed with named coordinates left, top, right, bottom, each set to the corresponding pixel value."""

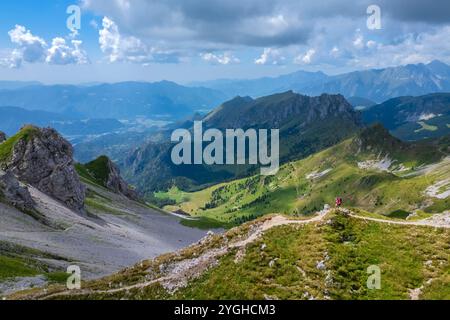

left=105, top=158, right=140, bottom=201
left=3, top=126, right=85, bottom=212
left=79, top=155, right=139, bottom=201
left=0, top=170, right=35, bottom=212
left=0, top=131, right=6, bottom=143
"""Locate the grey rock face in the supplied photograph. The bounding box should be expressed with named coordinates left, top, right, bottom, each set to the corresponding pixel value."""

left=106, top=158, right=139, bottom=201
left=6, top=127, right=85, bottom=212
left=0, top=131, right=6, bottom=143
left=0, top=170, right=35, bottom=212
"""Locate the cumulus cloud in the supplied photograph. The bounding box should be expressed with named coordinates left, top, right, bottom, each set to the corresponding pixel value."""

left=200, top=52, right=240, bottom=65
left=99, top=17, right=179, bottom=64
left=8, top=25, right=47, bottom=64
left=294, top=49, right=316, bottom=65
left=46, top=38, right=89, bottom=65
left=1, top=25, right=88, bottom=68
left=353, top=33, right=365, bottom=50
left=0, top=49, right=23, bottom=68
left=255, top=48, right=285, bottom=65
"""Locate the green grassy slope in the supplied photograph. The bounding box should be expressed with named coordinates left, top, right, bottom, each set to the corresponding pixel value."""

left=159, top=126, right=449, bottom=226
left=177, top=215, right=450, bottom=300
left=75, top=155, right=110, bottom=188
left=0, top=242, right=69, bottom=284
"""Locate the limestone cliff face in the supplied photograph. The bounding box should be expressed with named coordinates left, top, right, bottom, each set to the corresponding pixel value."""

left=4, top=126, right=85, bottom=212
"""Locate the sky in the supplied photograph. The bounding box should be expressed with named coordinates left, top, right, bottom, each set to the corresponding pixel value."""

left=0, top=0, right=450, bottom=84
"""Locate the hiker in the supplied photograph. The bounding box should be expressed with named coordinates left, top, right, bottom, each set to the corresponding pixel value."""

left=335, top=197, right=343, bottom=207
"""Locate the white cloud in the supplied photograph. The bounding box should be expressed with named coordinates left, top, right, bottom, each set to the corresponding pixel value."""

left=366, top=40, right=377, bottom=49
left=8, top=25, right=47, bottom=64
left=46, top=38, right=89, bottom=65
left=1, top=25, right=89, bottom=68
left=201, top=52, right=240, bottom=65
left=99, top=17, right=178, bottom=64
left=255, top=48, right=285, bottom=65
left=353, top=32, right=365, bottom=50
left=0, top=49, right=23, bottom=68
left=346, top=26, right=450, bottom=68
left=330, top=46, right=340, bottom=58
left=294, top=49, right=316, bottom=64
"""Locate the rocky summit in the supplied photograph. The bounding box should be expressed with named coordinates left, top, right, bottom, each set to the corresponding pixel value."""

left=2, top=126, right=86, bottom=213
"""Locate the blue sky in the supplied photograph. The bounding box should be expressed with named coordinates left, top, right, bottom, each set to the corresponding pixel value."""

left=1, top=0, right=450, bottom=84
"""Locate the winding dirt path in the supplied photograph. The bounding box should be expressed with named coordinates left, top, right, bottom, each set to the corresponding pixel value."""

left=343, top=209, right=450, bottom=229
left=20, top=208, right=450, bottom=300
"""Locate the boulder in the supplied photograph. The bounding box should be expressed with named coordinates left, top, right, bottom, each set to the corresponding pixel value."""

left=0, top=170, right=35, bottom=212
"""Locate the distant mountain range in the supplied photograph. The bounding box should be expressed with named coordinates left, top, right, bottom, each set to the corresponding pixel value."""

left=0, top=61, right=449, bottom=131
left=0, top=81, right=226, bottom=120
left=193, top=60, right=450, bottom=103
left=1, top=61, right=449, bottom=124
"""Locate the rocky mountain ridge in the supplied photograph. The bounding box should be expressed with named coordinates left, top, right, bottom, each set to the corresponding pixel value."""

left=194, top=60, right=450, bottom=102
left=0, top=126, right=86, bottom=213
